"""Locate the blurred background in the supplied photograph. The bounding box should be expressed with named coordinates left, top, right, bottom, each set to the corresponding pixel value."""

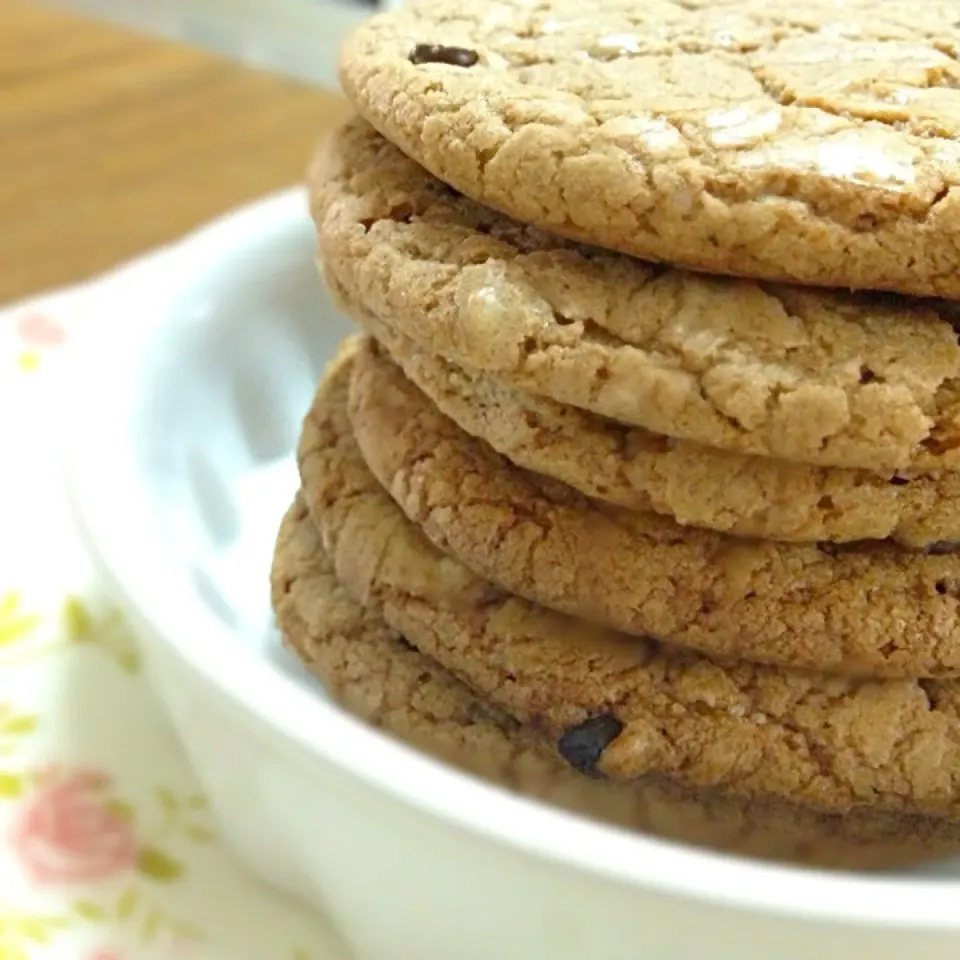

left=0, top=0, right=382, bottom=301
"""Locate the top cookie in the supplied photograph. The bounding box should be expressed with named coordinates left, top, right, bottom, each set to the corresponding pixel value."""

left=341, top=0, right=960, bottom=297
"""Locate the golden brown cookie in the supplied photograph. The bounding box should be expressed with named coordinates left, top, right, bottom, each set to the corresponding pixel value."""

left=372, top=324, right=960, bottom=548
left=271, top=493, right=960, bottom=870
left=297, top=342, right=960, bottom=820
left=345, top=335, right=960, bottom=679
left=340, top=0, right=960, bottom=298
left=313, top=117, right=960, bottom=472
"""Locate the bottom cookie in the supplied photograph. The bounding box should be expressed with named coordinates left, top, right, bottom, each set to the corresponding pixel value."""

left=271, top=495, right=960, bottom=871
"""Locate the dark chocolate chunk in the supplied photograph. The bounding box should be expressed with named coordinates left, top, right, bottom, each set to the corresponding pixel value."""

left=409, top=43, right=479, bottom=67
left=557, top=713, right=623, bottom=776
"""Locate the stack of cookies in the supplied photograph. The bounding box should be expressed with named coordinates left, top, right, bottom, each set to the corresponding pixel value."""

left=271, top=0, right=960, bottom=869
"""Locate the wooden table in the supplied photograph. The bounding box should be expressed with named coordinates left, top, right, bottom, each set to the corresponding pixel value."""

left=0, top=1, right=351, bottom=302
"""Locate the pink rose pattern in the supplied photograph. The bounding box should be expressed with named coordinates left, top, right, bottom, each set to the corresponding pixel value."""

left=91, top=947, right=192, bottom=959
left=14, top=311, right=66, bottom=348
left=3, top=307, right=68, bottom=372
left=9, top=767, right=137, bottom=885
left=89, top=944, right=194, bottom=960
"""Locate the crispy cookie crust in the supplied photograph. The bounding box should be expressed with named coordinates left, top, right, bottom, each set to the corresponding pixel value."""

left=312, top=118, right=960, bottom=472
left=346, top=335, right=960, bottom=679
left=370, top=321, right=960, bottom=549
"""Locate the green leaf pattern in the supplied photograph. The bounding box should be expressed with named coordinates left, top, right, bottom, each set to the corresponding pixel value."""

left=0, top=911, right=72, bottom=959
left=62, top=596, right=141, bottom=675
left=136, top=847, right=184, bottom=884
left=0, top=592, right=41, bottom=649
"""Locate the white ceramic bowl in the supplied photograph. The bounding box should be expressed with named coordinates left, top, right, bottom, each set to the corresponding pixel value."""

left=59, top=190, right=960, bottom=960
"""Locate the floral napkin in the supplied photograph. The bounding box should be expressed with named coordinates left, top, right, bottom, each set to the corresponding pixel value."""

left=0, top=279, right=348, bottom=960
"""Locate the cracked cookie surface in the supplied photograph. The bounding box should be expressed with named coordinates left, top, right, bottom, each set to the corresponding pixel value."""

left=341, top=0, right=960, bottom=298
left=372, top=325, right=960, bottom=548
left=313, top=118, right=960, bottom=472
left=271, top=493, right=960, bottom=869
left=297, top=342, right=960, bottom=819
left=345, top=335, right=960, bottom=679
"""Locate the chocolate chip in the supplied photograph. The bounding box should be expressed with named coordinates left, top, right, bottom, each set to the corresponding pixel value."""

left=557, top=713, right=623, bottom=776
left=889, top=475, right=910, bottom=486
left=409, top=43, right=479, bottom=67
left=926, top=541, right=960, bottom=556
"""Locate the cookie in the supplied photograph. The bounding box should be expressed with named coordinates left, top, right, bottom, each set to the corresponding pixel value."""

left=340, top=0, right=960, bottom=299
left=271, top=494, right=960, bottom=870
left=345, top=335, right=960, bottom=679
left=300, top=342, right=960, bottom=819
left=372, top=324, right=960, bottom=548
left=312, top=116, right=960, bottom=472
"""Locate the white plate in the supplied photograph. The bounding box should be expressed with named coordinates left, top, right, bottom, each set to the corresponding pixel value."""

left=59, top=190, right=960, bottom=960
